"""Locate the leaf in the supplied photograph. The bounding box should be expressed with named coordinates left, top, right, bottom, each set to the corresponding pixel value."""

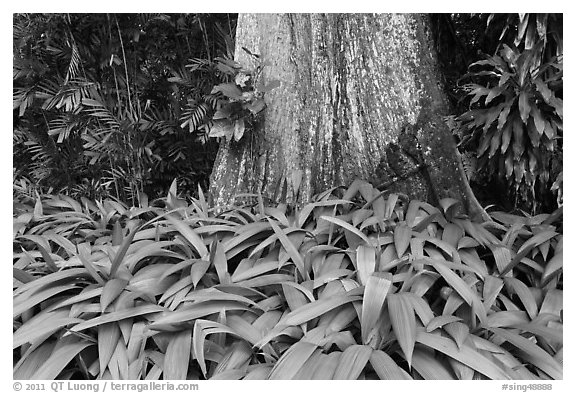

left=443, top=321, right=470, bottom=349
left=112, top=220, right=123, bottom=246
left=211, top=82, right=242, bottom=99
left=504, top=277, right=538, bottom=319
left=101, top=278, right=128, bottom=312
left=369, top=350, right=412, bottom=380
left=411, top=349, right=456, bottom=380
left=70, top=304, right=165, bottom=332
left=394, top=223, right=411, bottom=258
left=361, top=273, right=393, bottom=345
left=164, top=330, right=192, bottom=380
left=333, top=345, right=372, bottom=379
left=149, top=302, right=251, bottom=331
left=518, top=91, right=531, bottom=123
left=31, top=336, right=94, bottom=379
left=98, top=322, right=121, bottom=376
left=500, top=230, right=557, bottom=276
left=109, top=223, right=143, bottom=278
left=310, top=352, right=341, bottom=379
left=416, top=331, right=511, bottom=380
left=356, top=245, right=376, bottom=286
left=430, top=259, right=487, bottom=324
left=13, top=311, right=82, bottom=348
left=210, top=240, right=230, bottom=284
left=209, top=120, right=234, bottom=138
left=190, top=260, right=211, bottom=288
left=268, top=342, right=318, bottom=380
left=426, top=315, right=463, bottom=333
left=320, top=215, right=371, bottom=245
left=387, top=293, right=416, bottom=367
left=488, top=327, right=562, bottom=379
left=165, top=215, right=209, bottom=259
left=267, top=218, right=306, bottom=278
left=281, top=294, right=362, bottom=327
left=14, top=283, right=79, bottom=318
left=541, top=251, right=562, bottom=285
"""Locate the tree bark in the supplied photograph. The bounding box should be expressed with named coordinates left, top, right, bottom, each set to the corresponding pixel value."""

left=209, top=13, right=486, bottom=219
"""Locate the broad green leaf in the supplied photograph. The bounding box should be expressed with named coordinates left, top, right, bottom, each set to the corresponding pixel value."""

left=231, top=261, right=279, bottom=282
left=320, top=215, right=371, bottom=245
left=426, top=315, right=463, bottom=333
left=243, top=365, right=273, bottom=380
left=267, top=218, right=306, bottom=278
left=210, top=240, right=230, bottom=284
left=416, top=331, right=511, bottom=380
left=411, top=349, right=456, bottom=380
left=192, top=320, right=242, bottom=377
left=14, top=283, right=79, bottom=318
left=76, top=250, right=106, bottom=286
left=394, top=223, right=411, bottom=258
left=269, top=341, right=318, bottom=380
left=404, top=292, right=435, bottom=326
left=181, top=288, right=260, bottom=308
left=293, top=350, right=324, bottom=379
left=190, top=260, right=211, bottom=288
left=333, top=344, right=372, bottom=379
left=13, top=342, right=55, bottom=379
left=361, top=273, right=392, bottom=345
left=112, top=220, right=123, bottom=246
left=282, top=283, right=310, bottom=312
left=488, top=327, right=562, bottom=379
left=514, top=322, right=562, bottom=344
left=370, top=350, right=412, bottom=380
left=486, top=310, right=529, bottom=328
left=159, top=276, right=193, bottom=305
left=214, top=341, right=252, bottom=375
left=164, top=330, right=192, bottom=380
left=165, top=215, right=209, bottom=259
left=540, top=289, right=562, bottom=316
left=483, top=275, right=504, bottom=309
left=31, top=336, right=94, bottom=379
left=518, top=91, right=531, bottom=123
left=149, top=302, right=251, bottom=331
left=70, top=304, right=164, bottom=332
left=280, top=294, right=362, bottom=326
left=387, top=293, right=416, bottom=367
left=13, top=267, right=35, bottom=284
left=504, top=277, right=538, bottom=319
left=430, top=259, right=487, bottom=324
left=126, top=321, right=146, bottom=363
left=98, top=322, right=121, bottom=377
left=310, top=352, right=341, bottom=379
left=14, top=310, right=82, bottom=348
left=500, top=230, right=557, bottom=276
left=356, top=245, right=377, bottom=285
left=101, top=278, right=128, bottom=312
left=109, top=223, right=144, bottom=278
left=541, top=251, right=562, bottom=285
left=444, top=321, right=470, bottom=349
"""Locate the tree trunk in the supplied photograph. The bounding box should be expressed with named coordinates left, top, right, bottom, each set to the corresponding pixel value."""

left=209, top=13, right=486, bottom=219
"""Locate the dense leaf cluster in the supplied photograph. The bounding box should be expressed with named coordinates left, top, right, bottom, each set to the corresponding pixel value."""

left=14, top=180, right=562, bottom=380
left=13, top=13, right=236, bottom=203
left=439, top=14, right=563, bottom=213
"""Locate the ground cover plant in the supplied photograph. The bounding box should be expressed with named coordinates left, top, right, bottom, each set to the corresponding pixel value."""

left=13, top=180, right=563, bottom=380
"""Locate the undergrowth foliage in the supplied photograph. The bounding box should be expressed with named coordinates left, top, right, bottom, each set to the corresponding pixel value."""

left=13, top=180, right=562, bottom=380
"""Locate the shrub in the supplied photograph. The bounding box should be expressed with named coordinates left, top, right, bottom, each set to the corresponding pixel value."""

left=13, top=180, right=562, bottom=380
left=456, top=14, right=563, bottom=213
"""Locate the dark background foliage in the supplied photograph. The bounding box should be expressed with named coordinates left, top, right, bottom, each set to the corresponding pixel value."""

left=14, top=13, right=562, bottom=214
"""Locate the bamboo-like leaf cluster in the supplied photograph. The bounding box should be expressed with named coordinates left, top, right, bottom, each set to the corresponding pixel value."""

left=13, top=179, right=562, bottom=380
